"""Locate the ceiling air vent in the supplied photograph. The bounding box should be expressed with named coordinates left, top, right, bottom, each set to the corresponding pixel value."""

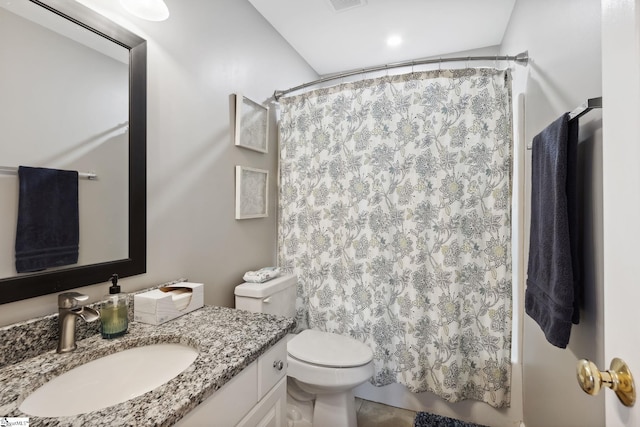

left=327, top=0, right=366, bottom=12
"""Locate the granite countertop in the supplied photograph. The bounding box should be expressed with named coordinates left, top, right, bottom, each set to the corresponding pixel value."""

left=0, top=306, right=295, bottom=426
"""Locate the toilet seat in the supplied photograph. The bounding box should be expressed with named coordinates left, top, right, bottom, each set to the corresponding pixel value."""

left=287, top=354, right=374, bottom=391
left=287, top=329, right=373, bottom=368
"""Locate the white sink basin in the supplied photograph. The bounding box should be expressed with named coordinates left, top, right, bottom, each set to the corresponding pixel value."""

left=19, top=343, right=198, bottom=417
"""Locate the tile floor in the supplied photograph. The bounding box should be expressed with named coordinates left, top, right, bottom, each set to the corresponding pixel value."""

left=355, top=398, right=417, bottom=427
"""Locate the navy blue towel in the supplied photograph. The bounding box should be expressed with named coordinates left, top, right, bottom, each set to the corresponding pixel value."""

left=15, top=166, right=79, bottom=273
left=525, top=113, right=580, bottom=349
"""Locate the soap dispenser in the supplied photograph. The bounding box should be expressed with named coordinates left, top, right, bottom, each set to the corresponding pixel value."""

left=100, top=274, right=128, bottom=339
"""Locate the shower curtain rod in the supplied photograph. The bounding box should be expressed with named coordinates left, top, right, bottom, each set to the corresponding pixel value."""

left=0, top=166, right=97, bottom=180
left=273, top=50, right=529, bottom=100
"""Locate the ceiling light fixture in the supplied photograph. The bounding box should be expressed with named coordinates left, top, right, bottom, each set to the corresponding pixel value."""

left=120, top=0, right=170, bottom=21
left=386, top=35, right=403, bottom=47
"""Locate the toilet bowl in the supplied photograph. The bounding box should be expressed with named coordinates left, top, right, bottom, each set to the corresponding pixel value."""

left=286, top=378, right=314, bottom=427
left=234, top=275, right=374, bottom=427
left=286, top=329, right=374, bottom=427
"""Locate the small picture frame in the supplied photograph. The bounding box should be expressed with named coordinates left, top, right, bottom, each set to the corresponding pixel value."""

left=234, top=94, right=269, bottom=153
left=235, top=166, right=269, bottom=219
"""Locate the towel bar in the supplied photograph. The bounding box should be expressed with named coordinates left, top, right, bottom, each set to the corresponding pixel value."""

left=0, top=166, right=97, bottom=180
left=527, top=96, right=602, bottom=150
left=568, top=96, right=602, bottom=121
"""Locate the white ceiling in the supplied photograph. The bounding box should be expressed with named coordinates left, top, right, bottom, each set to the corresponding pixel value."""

left=248, top=0, right=517, bottom=76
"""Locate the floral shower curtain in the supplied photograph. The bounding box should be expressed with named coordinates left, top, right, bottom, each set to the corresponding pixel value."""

left=277, top=68, right=513, bottom=408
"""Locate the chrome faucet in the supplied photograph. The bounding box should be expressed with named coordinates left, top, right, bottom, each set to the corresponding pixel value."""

left=57, top=292, right=100, bottom=353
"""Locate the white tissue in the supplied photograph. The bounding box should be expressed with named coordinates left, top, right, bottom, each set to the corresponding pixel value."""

left=169, top=288, right=192, bottom=310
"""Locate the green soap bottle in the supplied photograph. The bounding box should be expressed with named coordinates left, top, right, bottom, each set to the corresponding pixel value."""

left=101, top=274, right=128, bottom=339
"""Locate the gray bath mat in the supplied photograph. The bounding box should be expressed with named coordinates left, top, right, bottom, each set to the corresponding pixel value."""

left=414, top=412, right=488, bottom=427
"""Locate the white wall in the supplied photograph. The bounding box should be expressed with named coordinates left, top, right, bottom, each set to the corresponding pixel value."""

left=0, top=0, right=317, bottom=326
left=500, top=1, right=604, bottom=426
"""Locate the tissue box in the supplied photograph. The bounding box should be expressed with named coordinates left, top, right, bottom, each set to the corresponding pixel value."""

left=134, top=282, right=204, bottom=325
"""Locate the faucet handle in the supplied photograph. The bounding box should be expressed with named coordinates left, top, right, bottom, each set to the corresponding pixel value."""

left=58, top=292, right=89, bottom=309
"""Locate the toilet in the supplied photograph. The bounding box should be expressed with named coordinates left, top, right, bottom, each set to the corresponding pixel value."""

left=234, top=274, right=374, bottom=427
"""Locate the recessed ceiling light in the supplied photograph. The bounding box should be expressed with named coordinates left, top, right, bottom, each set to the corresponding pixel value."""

left=386, top=35, right=403, bottom=47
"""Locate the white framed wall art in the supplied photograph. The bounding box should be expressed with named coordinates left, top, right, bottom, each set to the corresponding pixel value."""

left=235, top=165, right=268, bottom=219
left=234, top=94, right=269, bottom=153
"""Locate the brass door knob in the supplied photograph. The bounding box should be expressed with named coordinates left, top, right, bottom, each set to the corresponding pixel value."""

left=576, top=358, right=636, bottom=407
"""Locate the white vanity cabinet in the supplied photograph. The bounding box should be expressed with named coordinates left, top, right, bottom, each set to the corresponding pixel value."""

left=176, top=338, right=287, bottom=427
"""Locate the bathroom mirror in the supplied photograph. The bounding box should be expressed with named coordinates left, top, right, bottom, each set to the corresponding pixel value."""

left=0, top=0, right=146, bottom=304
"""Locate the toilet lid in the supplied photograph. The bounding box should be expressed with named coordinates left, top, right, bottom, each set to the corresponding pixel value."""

left=288, top=329, right=373, bottom=368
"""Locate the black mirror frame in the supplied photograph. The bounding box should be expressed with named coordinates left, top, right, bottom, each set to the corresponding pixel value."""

left=0, top=0, right=147, bottom=304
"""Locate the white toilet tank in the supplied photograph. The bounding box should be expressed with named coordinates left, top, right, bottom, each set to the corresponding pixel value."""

left=234, top=274, right=297, bottom=318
